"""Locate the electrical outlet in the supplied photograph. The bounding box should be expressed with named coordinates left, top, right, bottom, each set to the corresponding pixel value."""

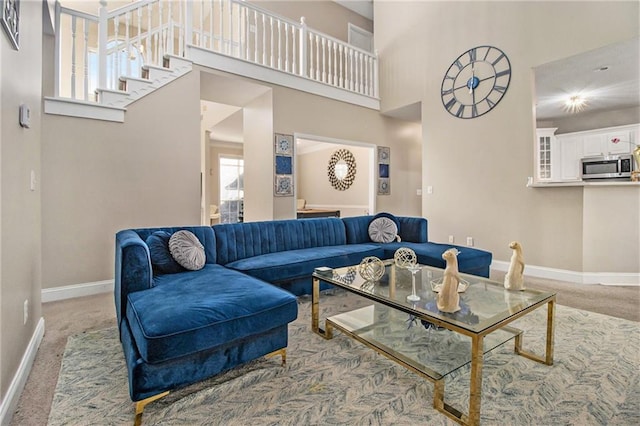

left=466, top=237, right=474, bottom=247
left=448, top=235, right=454, bottom=243
left=23, top=299, right=29, bottom=325
left=427, top=186, right=433, bottom=194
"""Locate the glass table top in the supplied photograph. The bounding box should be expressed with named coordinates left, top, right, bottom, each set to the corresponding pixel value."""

left=314, top=260, right=556, bottom=335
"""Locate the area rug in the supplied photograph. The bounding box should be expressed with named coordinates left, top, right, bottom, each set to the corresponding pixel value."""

left=48, top=290, right=640, bottom=425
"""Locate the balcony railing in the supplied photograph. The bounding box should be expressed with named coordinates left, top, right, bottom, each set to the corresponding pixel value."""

left=54, top=0, right=378, bottom=103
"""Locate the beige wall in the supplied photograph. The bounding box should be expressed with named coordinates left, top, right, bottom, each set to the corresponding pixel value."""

left=243, top=90, right=276, bottom=222
left=271, top=84, right=422, bottom=219
left=41, top=71, right=202, bottom=289
left=297, top=145, right=371, bottom=216
left=375, top=1, right=639, bottom=270
left=583, top=186, right=640, bottom=273
left=1, top=0, right=43, bottom=402
left=253, top=1, right=373, bottom=40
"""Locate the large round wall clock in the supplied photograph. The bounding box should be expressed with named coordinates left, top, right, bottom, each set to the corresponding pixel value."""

left=440, top=45, right=511, bottom=119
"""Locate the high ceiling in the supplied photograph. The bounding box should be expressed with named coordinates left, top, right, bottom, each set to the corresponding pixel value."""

left=534, top=37, right=640, bottom=121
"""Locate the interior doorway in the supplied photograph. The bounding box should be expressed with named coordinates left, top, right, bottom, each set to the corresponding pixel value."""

left=295, top=133, right=376, bottom=218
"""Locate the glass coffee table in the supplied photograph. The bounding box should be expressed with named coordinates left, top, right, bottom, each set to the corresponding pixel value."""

left=312, top=260, right=555, bottom=426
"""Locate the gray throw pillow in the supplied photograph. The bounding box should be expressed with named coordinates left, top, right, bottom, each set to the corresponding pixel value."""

left=368, top=217, right=398, bottom=243
left=169, top=230, right=206, bottom=271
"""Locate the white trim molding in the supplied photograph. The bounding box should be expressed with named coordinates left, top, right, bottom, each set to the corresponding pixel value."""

left=492, top=260, right=640, bottom=286
left=188, top=45, right=380, bottom=110
left=42, top=280, right=115, bottom=303
left=0, top=318, right=45, bottom=426
left=44, top=97, right=126, bottom=122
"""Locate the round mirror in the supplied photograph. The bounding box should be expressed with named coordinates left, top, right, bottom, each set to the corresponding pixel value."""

left=334, top=160, right=348, bottom=180
left=328, top=149, right=356, bottom=190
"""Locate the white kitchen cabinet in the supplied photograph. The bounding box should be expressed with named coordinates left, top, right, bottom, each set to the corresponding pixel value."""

left=559, top=136, right=583, bottom=180
left=606, top=131, right=633, bottom=154
left=582, top=130, right=633, bottom=157
left=582, top=134, right=606, bottom=157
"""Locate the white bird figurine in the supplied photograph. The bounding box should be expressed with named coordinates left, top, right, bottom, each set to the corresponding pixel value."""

left=504, top=241, right=525, bottom=291
left=437, top=248, right=461, bottom=313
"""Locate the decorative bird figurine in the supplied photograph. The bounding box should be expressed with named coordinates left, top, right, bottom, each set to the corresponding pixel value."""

left=504, top=241, right=525, bottom=290
left=437, top=248, right=461, bottom=313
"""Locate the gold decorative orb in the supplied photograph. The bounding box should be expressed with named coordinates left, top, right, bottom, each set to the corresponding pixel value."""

left=358, top=256, right=385, bottom=281
left=394, top=247, right=417, bottom=268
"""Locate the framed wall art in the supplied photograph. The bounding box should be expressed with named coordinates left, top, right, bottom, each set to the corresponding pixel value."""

left=377, top=146, right=390, bottom=195
left=274, top=133, right=294, bottom=196
left=1, top=0, right=19, bottom=50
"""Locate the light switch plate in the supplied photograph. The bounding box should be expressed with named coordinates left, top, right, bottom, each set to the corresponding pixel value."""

left=19, top=104, right=31, bottom=128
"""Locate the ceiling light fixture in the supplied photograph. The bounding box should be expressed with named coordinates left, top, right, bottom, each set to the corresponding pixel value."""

left=565, top=95, right=587, bottom=114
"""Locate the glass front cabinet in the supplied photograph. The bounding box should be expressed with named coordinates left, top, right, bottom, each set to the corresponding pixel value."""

left=536, top=128, right=558, bottom=182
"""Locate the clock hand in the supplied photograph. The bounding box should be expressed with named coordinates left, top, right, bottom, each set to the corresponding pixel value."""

left=469, top=64, right=475, bottom=94
left=478, top=75, right=496, bottom=83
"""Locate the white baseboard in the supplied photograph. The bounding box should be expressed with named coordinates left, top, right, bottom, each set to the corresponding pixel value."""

left=41, top=279, right=114, bottom=303
left=491, top=260, right=640, bottom=286
left=0, top=318, right=45, bottom=426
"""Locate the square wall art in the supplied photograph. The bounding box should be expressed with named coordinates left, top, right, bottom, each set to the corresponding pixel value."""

left=377, top=146, right=390, bottom=195
left=274, top=133, right=294, bottom=196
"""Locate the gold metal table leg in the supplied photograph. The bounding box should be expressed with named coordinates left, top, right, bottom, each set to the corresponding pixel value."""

left=514, top=297, right=556, bottom=366
left=467, top=334, right=484, bottom=426
left=312, top=276, right=332, bottom=339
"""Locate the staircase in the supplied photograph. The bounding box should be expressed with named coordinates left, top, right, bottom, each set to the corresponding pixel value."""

left=45, top=0, right=379, bottom=123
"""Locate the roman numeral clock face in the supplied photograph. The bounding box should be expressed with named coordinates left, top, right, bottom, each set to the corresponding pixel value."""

left=441, top=46, right=511, bottom=119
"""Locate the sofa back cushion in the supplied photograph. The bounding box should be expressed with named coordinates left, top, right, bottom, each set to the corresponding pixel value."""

left=134, top=226, right=217, bottom=267
left=343, top=215, right=428, bottom=244
left=214, top=218, right=346, bottom=265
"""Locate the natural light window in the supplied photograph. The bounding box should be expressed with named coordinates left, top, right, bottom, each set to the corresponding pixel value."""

left=219, top=157, right=244, bottom=223
left=88, top=40, right=144, bottom=99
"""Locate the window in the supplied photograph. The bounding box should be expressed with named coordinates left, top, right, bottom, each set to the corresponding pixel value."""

left=88, top=40, right=144, bottom=99
left=219, top=157, right=244, bottom=223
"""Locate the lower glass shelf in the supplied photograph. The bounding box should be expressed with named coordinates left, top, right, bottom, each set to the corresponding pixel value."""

left=327, top=303, right=520, bottom=381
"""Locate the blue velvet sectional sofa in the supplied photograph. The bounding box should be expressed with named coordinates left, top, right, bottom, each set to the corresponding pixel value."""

left=114, top=215, right=491, bottom=422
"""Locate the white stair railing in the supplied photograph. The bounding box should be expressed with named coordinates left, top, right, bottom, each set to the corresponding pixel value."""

left=54, top=0, right=378, bottom=103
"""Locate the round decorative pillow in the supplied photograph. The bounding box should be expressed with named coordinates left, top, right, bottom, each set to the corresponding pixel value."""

left=146, top=231, right=184, bottom=275
left=372, top=212, right=400, bottom=230
left=368, top=217, right=398, bottom=243
left=169, top=230, right=206, bottom=271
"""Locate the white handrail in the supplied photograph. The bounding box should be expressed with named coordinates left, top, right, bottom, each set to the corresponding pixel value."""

left=53, top=0, right=378, bottom=102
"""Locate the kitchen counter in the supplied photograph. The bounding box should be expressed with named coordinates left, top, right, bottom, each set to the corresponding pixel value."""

left=529, top=180, right=640, bottom=188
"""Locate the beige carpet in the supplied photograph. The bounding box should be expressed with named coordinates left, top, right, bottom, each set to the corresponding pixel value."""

left=10, top=276, right=640, bottom=425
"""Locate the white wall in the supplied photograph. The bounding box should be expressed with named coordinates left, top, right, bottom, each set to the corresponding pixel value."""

left=375, top=1, right=639, bottom=272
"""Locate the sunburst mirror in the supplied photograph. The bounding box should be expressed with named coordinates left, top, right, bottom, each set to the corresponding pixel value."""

left=328, top=149, right=356, bottom=191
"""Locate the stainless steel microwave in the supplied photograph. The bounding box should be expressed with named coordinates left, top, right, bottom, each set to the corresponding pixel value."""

left=580, top=155, right=634, bottom=180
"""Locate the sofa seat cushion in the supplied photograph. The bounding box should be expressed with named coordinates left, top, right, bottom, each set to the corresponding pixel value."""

left=225, top=244, right=385, bottom=283
left=126, top=264, right=298, bottom=364
left=382, top=242, right=492, bottom=273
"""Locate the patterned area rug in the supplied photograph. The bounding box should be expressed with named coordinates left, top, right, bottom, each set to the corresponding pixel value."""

left=48, top=290, right=640, bottom=425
